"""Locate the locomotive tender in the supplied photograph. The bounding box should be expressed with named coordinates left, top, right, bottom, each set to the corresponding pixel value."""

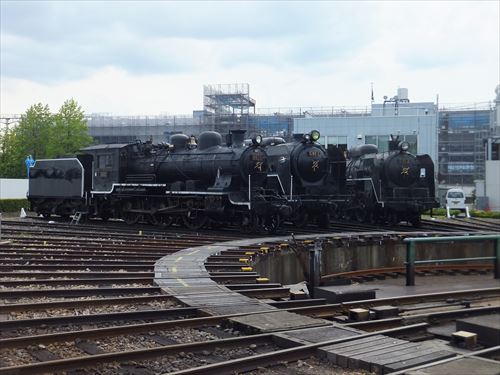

left=28, top=130, right=291, bottom=232
left=346, top=135, right=439, bottom=227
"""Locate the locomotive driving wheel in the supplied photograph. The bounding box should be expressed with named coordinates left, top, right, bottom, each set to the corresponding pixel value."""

left=123, top=212, right=140, bottom=225
left=182, top=211, right=207, bottom=230
left=261, top=213, right=280, bottom=234
left=241, top=213, right=259, bottom=233
left=316, top=213, right=330, bottom=228
left=409, top=214, right=422, bottom=228
left=122, top=200, right=140, bottom=225
left=182, top=199, right=207, bottom=230
left=291, top=209, right=309, bottom=228
left=155, top=215, right=174, bottom=228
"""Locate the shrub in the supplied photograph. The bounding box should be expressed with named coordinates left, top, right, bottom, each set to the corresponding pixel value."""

left=0, top=199, right=29, bottom=212
left=424, top=208, right=500, bottom=219
left=469, top=209, right=500, bottom=219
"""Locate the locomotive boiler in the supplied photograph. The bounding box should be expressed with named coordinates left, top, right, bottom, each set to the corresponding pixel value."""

left=346, top=135, right=438, bottom=226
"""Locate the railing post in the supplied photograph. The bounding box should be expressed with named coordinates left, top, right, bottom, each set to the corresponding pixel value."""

left=495, top=238, right=500, bottom=280
left=406, top=241, right=416, bottom=286
left=308, top=241, right=322, bottom=298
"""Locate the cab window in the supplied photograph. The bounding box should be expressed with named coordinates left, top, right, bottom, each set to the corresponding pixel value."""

left=97, top=154, right=113, bottom=168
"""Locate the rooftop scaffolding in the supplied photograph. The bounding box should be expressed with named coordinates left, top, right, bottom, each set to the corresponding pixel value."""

left=203, top=83, right=256, bottom=116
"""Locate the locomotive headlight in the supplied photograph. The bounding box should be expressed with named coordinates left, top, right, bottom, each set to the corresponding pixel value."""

left=252, top=134, right=263, bottom=146
left=310, top=130, right=320, bottom=142
left=399, top=141, right=409, bottom=151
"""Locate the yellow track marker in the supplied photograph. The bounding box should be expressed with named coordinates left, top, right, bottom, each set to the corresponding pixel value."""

left=256, top=277, right=269, bottom=283
left=239, top=258, right=249, bottom=263
left=241, top=266, right=253, bottom=272
left=303, top=239, right=314, bottom=244
left=245, top=251, right=255, bottom=255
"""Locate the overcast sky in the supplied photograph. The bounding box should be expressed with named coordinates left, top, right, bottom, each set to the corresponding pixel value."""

left=1, top=1, right=499, bottom=115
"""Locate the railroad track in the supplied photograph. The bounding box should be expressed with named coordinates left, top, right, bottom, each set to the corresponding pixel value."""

left=4, top=213, right=497, bottom=239
left=1, top=219, right=499, bottom=374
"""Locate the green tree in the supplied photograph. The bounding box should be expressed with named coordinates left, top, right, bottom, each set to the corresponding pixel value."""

left=0, top=127, right=23, bottom=178
left=16, top=103, right=53, bottom=160
left=0, top=99, right=93, bottom=178
left=49, top=99, right=92, bottom=157
left=0, top=103, right=53, bottom=178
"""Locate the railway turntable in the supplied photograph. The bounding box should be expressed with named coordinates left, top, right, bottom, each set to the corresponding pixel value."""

left=1, top=217, right=499, bottom=374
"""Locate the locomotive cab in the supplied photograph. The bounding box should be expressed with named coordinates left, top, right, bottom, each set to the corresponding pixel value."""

left=80, top=143, right=132, bottom=192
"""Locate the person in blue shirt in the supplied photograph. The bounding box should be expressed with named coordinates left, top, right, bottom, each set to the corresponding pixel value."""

left=25, top=155, right=35, bottom=177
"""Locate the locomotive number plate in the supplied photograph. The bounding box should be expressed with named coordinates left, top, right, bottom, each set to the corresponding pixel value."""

left=307, top=151, right=321, bottom=157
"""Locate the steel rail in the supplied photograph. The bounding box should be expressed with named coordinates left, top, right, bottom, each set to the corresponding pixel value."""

left=0, top=295, right=175, bottom=313
left=0, top=277, right=155, bottom=287
left=169, top=323, right=429, bottom=375
left=1, top=259, right=155, bottom=265
left=0, top=295, right=325, bottom=314
left=286, top=287, right=500, bottom=318
left=0, top=253, right=164, bottom=260
left=0, top=264, right=154, bottom=271
left=322, top=263, right=494, bottom=280
left=0, top=323, right=428, bottom=375
left=0, top=333, right=274, bottom=375
left=0, top=286, right=163, bottom=299
left=345, top=305, right=500, bottom=330
left=0, top=271, right=155, bottom=279
left=0, top=246, right=184, bottom=255
left=2, top=289, right=496, bottom=349
left=0, top=306, right=200, bottom=329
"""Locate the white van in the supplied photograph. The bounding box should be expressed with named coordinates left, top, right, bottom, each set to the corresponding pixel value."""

left=445, top=188, right=470, bottom=218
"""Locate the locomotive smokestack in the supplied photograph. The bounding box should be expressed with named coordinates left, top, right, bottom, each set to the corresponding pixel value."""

left=293, top=133, right=304, bottom=141
left=230, top=129, right=246, bottom=148
left=388, top=134, right=400, bottom=151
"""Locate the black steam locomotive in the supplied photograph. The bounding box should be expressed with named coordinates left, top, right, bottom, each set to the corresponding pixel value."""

left=28, top=129, right=438, bottom=230
left=262, top=131, right=347, bottom=227
left=28, top=130, right=291, bottom=232
left=345, top=135, right=438, bottom=227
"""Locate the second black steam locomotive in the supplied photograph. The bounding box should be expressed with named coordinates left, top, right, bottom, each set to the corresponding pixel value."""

left=262, top=131, right=347, bottom=227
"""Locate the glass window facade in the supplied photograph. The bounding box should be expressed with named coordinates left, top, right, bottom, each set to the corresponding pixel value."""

left=438, top=110, right=492, bottom=186
left=365, top=135, right=417, bottom=154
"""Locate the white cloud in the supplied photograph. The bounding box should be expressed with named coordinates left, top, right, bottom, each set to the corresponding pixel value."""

left=1, top=1, right=498, bottom=115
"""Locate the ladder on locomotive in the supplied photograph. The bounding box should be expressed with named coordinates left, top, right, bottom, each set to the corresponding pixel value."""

left=70, top=211, right=86, bottom=225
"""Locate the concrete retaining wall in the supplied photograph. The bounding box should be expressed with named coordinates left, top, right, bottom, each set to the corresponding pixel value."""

left=255, top=241, right=494, bottom=285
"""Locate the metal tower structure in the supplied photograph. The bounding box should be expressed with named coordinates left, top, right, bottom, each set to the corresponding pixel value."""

left=203, top=83, right=256, bottom=134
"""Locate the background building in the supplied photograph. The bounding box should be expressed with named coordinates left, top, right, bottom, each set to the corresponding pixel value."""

left=294, top=88, right=439, bottom=163
left=2, top=84, right=498, bottom=208
left=482, top=85, right=500, bottom=211
left=438, top=108, right=491, bottom=190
